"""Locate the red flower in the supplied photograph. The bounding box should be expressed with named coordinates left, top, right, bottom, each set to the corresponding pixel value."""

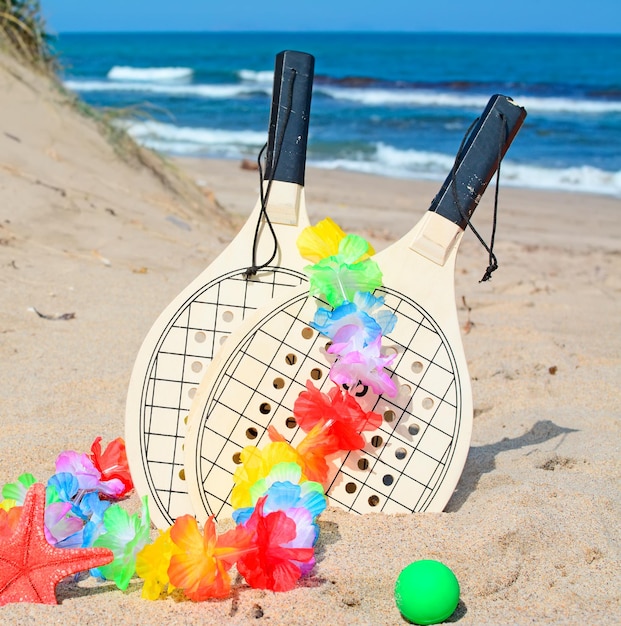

left=237, top=497, right=314, bottom=592
left=90, top=437, right=133, bottom=498
left=294, top=381, right=382, bottom=450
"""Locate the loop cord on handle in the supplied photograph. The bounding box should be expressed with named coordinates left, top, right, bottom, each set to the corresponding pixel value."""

left=451, top=112, right=509, bottom=282
left=244, top=68, right=298, bottom=279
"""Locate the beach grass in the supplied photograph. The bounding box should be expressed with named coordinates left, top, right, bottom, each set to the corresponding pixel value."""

left=0, top=0, right=54, bottom=69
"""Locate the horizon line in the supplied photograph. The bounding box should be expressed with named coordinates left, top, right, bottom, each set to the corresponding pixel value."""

left=51, top=29, right=621, bottom=37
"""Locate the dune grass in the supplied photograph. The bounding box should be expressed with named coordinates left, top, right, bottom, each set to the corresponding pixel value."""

left=0, top=0, right=55, bottom=69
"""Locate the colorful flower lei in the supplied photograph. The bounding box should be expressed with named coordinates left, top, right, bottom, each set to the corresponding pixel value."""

left=0, top=218, right=398, bottom=604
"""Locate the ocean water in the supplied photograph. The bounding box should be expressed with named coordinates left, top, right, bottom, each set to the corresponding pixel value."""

left=54, top=32, right=621, bottom=196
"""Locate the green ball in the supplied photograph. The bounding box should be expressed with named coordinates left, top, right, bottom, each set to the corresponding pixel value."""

left=394, top=560, right=460, bottom=625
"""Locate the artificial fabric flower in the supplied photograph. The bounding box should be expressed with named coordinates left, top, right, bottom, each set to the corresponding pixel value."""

left=135, top=527, right=177, bottom=600
left=1, top=473, right=37, bottom=505
left=233, top=462, right=326, bottom=530
left=44, top=501, right=84, bottom=548
left=304, top=235, right=382, bottom=308
left=168, top=515, right=254, bottom=601
left=80, top=492, right=112, bottom=547
left=231, top=441, right=305, bottom=510
left=0, top=499, right=15, bottom=512
left=293, top=381, right=383, bottom=450
left=93, top=496, right=151, bottom=590
left=280, top=506, right=319, bottom=575
left=0, top=506, right=21, bottom=538
left=312, top=292, right=397, bottom=353
left=47, top=472, right=81, bottom=515
left=56, top=447, right=127, bottom=499
left=268, top=425, right=338, bottom=487
left=297, top=217, right=362, bottom=263
left=236, top=497, right=315, bottom=592
left=329, top=336, right=397, bottom=397
left=90, top=437, right=134, bottom=498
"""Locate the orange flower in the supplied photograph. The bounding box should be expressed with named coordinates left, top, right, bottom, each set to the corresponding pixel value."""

left=168, top=515, right=254, bottom=601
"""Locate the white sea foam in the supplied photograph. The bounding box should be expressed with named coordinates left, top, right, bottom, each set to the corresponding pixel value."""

left=64, top=80, right=270, bottom=99
left=107, top=66, right=194, bottom=83
left=112, top=120, right=620, bottom=196
left=65, top=76, right=621, bottom=115
left=312, top=142, right=621, bottom=197
left=238, top=69, right=274, bottom=84
left=120, top=120, right=266, bottom=156
left=318, top=87, right=621, bottom=114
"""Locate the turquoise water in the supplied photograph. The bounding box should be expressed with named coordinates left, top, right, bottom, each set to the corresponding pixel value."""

left=54, top=32, right=621, bottom=195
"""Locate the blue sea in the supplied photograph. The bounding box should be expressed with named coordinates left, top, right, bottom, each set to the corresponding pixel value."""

left=54, top=32, right=621, bottom=196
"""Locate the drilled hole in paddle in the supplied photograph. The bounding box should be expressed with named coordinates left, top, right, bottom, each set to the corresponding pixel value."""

left=310, top=368, right=322, bottom=380
left=195, top=331, right=206, bottom=343
left=179, top=469, right=185, bottom=481
left=246, top=427, right=258, bottom=440
left=325, top=341, right=332, bottom=351
left=422, top=397, right=434, bottom=410
left=285, top=353, right=297, bottom=366
left=383, top=474, right=394, bottom=486
left=219, top=335, right=228, bottom=345
left=385, top=346, right=398, bottom=356
left=408, top=423, right=420, bottom=436
left=233, top=452, right=242, bottom=464
left=358, top=458, right=370, bottom=471
left=188, top=388, right=196, bottom=399
left=371, top=435, right=383, bottom=448
left=400, top=384, right=412, bottom=395
left=368, top=495, right=380, bottom=507
left=411, top=361, right=424, bottom=374
left=222, top=310, right=234, bottom=323
left=183, top=415, right=188, bottom=425
left=285, top=417, right=297, bottom=429
left=273, top=377, right=285, bottom=389
left=383, top=410, right=395, bottom=423
left=191, top=361, right=202, bottom=373
left=259, top=402, right=271, bottom=415
left=345, top=482, right=357, bottom=494
left=395, top=447, right=407, bottom=460
left=301, top=327, right=314, bottom=339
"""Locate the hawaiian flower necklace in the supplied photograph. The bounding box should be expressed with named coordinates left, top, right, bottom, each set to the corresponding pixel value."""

left=0, top=218, right=397, bottom=604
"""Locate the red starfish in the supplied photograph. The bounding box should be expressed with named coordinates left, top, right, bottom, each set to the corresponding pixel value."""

left=0, top=482, right=114, bottom=605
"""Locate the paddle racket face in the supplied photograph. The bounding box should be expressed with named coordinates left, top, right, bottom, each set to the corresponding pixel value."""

left=185, top=283, right=468, bottom=520
left=125, top=51, right=315, bottom=529
left=185, top=95, right=526, bottom=522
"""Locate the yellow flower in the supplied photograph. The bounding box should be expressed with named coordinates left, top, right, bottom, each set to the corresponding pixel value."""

left=135, top=527, right=177, bottom=600
left=231, top=441, right=305, bottom=510
left=298, top=217, right=375, bottom=263
left=0, top=499, right=16, bottom=512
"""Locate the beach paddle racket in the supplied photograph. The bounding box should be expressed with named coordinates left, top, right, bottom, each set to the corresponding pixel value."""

left=184, top=94, right=526, bottom=522
left=125, top=50, right=315, bottom=529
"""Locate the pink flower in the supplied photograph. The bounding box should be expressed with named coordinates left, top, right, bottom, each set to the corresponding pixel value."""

left=329, top=337, right=397, bottom=397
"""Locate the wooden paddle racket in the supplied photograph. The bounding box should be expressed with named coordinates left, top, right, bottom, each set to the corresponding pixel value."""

left=184, top=95, right=527, bottom=522
left=125, top=50, right=315, bottom=529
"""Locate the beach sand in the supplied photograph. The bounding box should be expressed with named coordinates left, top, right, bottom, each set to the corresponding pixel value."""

left=1, top=48, right=620, bottom=625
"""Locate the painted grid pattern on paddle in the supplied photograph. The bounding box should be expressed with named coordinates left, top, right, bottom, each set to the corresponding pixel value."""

left=138, top=266, right=307, bottom=524
left=191, top=286, right=461, bottom=520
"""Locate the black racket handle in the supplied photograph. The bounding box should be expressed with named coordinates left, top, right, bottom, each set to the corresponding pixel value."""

left=429, top=94, right=527, bottom=229
left=264, top=50, right=315, bottom=186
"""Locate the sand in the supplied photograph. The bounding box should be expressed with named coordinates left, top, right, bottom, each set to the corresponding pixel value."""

left=1, top=47, right=620, bottom=625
